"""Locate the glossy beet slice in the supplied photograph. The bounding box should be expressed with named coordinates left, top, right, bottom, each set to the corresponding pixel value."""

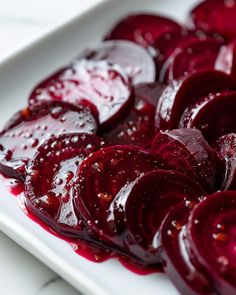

left=156, top=70, right=236, bottom=130
left=151, top=129, right=219, bottom=192
left=214, top=134, right=236, bottom=190
left=215, top=40, right=236, bottom=77
left=0, top=101, right=97, bottom=179
left=159, top=39, right=223, bottom=83
left=29, top=59, right=133, bottom=129
left=187, top=191, right=236, bottom=295
left=25, top=133, right=104, bottom=238
left=180, top=91, right=236, bottom=145
left=188, top=0, right=236, bottom=40
left=73, top=145, right=167, bottom=243
left=104, top=14, right=182, bottom=47
left=160, top=202, right=214, bottom=295
left=102, top=85, right=163, bottom=148
left=111, top=170, right=205, bottom=264
left=102, top=82, right=166, bottom=147
left=134, top=82, right=166, bottom=107
left=80, top=40, right=156, bottom=85
left=154, top=29, right=224, bottom=73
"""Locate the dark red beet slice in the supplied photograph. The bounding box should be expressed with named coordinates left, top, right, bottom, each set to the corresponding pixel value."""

left=102, top=82, right=166, bottom=148
left=188, top=0, right=236, bottom=40
left=214, top=134, right=236, bottom=190
left=187, top=191, right=236, bottom=295
left=180, top=91, right=236, bottom=145
left=134, top=82, right=166, bottom=107
left=151, top=129, right=219, bottom=193
left=25, top=133, right=104, bottom=238
left=80, top=40, right=156, bottom=85
left=104, top=14, right=182, bottom=48
left=156, top=70, right=236, bottom=130
left=29, top=59, right=133, bottom=129
left=73, top=145, right=167, bottom=244
left=159, top=39, right=223, bottom=83
left=215, top=40, right=236, bottom=77
left=0, top=101, right=97, bottom=179
left=154, top=29, right=225, bottom=73
left=102, top=84, right=165, bottom=147
left=111, top=170, right=205, bottom=264
left=160, top=201, right=214, bottom=295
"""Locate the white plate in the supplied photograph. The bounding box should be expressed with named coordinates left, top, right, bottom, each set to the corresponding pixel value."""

left=0, top=1, right=200, bottom=294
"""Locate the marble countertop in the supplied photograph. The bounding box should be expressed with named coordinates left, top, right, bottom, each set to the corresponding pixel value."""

left=0, top=1, right=101, bottom=294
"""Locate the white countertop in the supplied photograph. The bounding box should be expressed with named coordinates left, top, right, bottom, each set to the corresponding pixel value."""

left=0, top=1, right=101, bottom=294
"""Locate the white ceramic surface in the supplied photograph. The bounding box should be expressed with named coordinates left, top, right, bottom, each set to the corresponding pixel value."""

left=0, top=1, right=199, bottom=294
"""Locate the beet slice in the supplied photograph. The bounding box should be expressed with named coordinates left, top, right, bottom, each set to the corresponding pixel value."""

left=80, top=40, right=156, bottom=85
left=104, top=14, right=182, bottom=48
left=215, top=40, right=236, bottom=77
left=160, top=201, right=215, bottom=295
left=187, top=191, right=236, bottom=295
left=155, top=70, right=236, bottom=130
left=151, top=129, right=219, bottom=192
left=110, top=170, right=205, bottom=264
left=188, top=0, right=236, bottom=40
left=73, top=145, right=167, bottom=244
left=0, top=101, right=97, bottom=179
left=159, top=39, right=223, bottom=83
left=29, top=59, right=133, bottom=129
left=180, top=91, right=236, bottom=145
left=102, top=82, right=166, bottom=148
left=25, top=133, right=104, bottom=238
left=102, top=87, right=160, bottom=148
left=134, top=82, right=166, bottom=107
left=154, top=29, right=224, bottom=73
left=214, top=134, right=236, bottom=190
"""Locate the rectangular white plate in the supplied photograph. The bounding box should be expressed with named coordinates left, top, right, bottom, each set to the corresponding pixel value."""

left=0, top=1, right=199, bottom=294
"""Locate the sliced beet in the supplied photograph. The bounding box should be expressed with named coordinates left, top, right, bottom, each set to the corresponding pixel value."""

left=104, top=14, right=182, bottom=48
left=151, top=129, right=219, bottom=193
left=187, top=191, right=236, bottom=295
left=111, top=170, right=205, bottom=264
left=73, top=145, right=167, bottom=244
left=160, top=201, right=214, bottom=295
left=214, top=134, right=236, bottom=190
left=102, top=82, right=166, bottom=148
left=25, top=133, right=104, bottom=238
left=134, top=82, right=166, bottom=107
left=159, top=39, right=223, bottom=83
left=154, top=29, right=225, bottom=73
left=188, top=0, right=236, bottom=40
left=0, top=101, right=97, bottom=179
left=215, top=40, right=236, bottom=77
left=80, top=40, right=156, bottom=85
left=102, top=90, right=156, bottom=148
left=180, top=91, right=236, bottom=145
left=155, top=70, right=236, bottom=130
left=29, top=59, right=133, bottom=129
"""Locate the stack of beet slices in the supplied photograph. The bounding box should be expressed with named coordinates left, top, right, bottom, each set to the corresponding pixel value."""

left=2, top=0, right=236, bottom=294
